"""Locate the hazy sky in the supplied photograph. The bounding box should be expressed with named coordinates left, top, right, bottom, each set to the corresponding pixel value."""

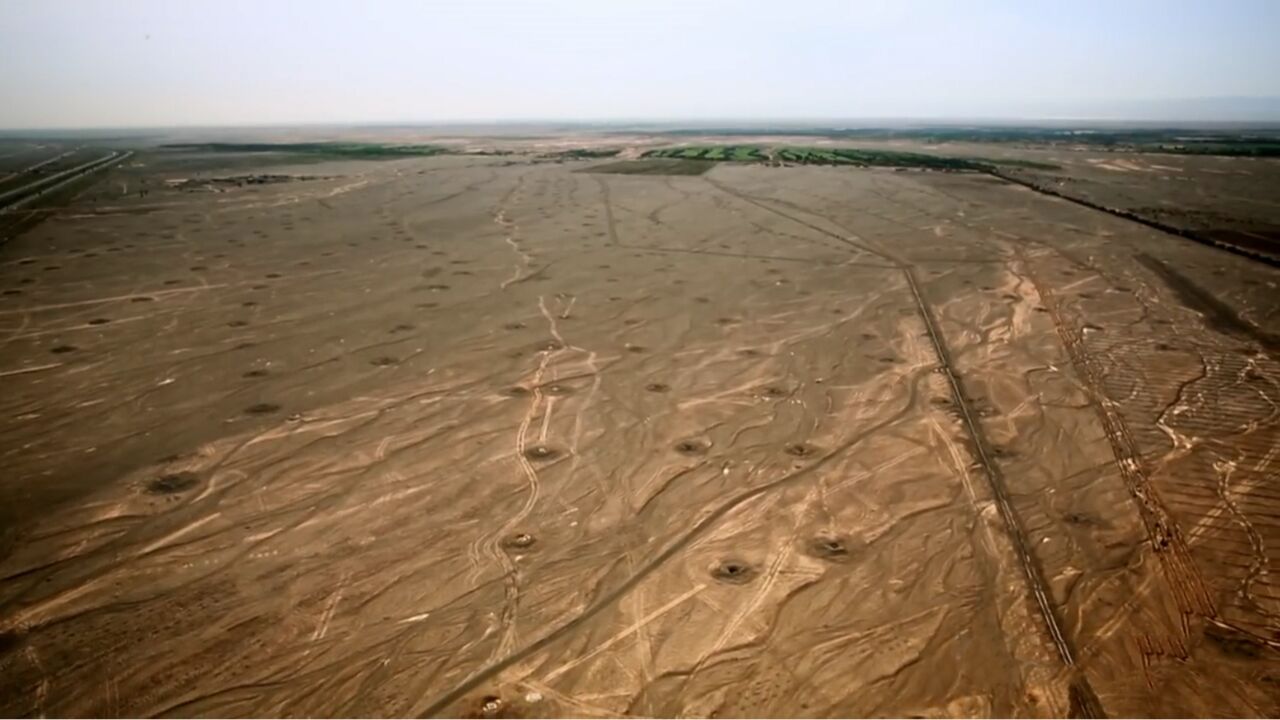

left=2, top=0, right=1278, bottom=128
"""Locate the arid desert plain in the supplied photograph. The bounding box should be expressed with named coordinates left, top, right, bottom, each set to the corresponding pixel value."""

left=0, top=131, right=1278, bottom=717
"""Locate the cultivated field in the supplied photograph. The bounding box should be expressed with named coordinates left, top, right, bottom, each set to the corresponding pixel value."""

left=0, top=134, right=1277, bottom=717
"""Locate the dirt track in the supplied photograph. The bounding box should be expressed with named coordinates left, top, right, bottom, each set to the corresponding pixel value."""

left=0, top=150, right=1277, bottom=717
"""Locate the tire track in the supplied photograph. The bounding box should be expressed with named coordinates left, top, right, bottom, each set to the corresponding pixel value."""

left=701, top=177, right=1107, bottom=718
left=417, top=366, right=936, bottom=717
left=1012, top=247, right=1216, bottom=626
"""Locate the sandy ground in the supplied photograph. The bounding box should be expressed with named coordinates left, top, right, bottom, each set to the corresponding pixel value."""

left=0, top=148, right=1277, bottom=717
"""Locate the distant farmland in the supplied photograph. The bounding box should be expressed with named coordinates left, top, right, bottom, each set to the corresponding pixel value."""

left=637, top=126, right=1280, bottom=158
left=642, top=145, right=1058, bottom=171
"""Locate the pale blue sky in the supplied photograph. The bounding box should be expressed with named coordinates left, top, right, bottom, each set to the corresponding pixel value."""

left=2, top=0, right=1278, bottom=128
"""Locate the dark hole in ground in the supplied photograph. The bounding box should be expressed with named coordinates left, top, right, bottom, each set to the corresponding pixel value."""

left=147, top=471, right=200, bottom=495
left=0, top=629, right=22, bottom=654
left=524, top=445, right=560, bottom=461
left=785, top=443, right=814, bottom=457
left=502, top=533, right=537, bottom=550
left=1064, top=511, right=1098, bottom=526
left=462, top=693, right=525, bottom=719
left=244, top=403, right=281, bottom=415
left=674, top=439, right=709, bottom=455
left=807, top=535, right=852, bottom=562
left=711, top=559, right=758, bottom=584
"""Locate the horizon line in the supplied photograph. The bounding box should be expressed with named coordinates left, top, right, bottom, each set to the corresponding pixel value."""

left=5, top=114, right=1280, bottom=135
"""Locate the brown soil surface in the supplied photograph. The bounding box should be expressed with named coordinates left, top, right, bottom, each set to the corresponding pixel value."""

left=0, top=146, right=1277, bottom=717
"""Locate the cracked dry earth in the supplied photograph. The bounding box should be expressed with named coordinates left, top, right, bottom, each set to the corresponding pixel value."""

left=0, top=154, right=1278, bottom=717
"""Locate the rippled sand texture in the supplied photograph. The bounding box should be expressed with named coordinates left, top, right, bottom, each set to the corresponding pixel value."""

left=1, top=153, right=1277, bottom=717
